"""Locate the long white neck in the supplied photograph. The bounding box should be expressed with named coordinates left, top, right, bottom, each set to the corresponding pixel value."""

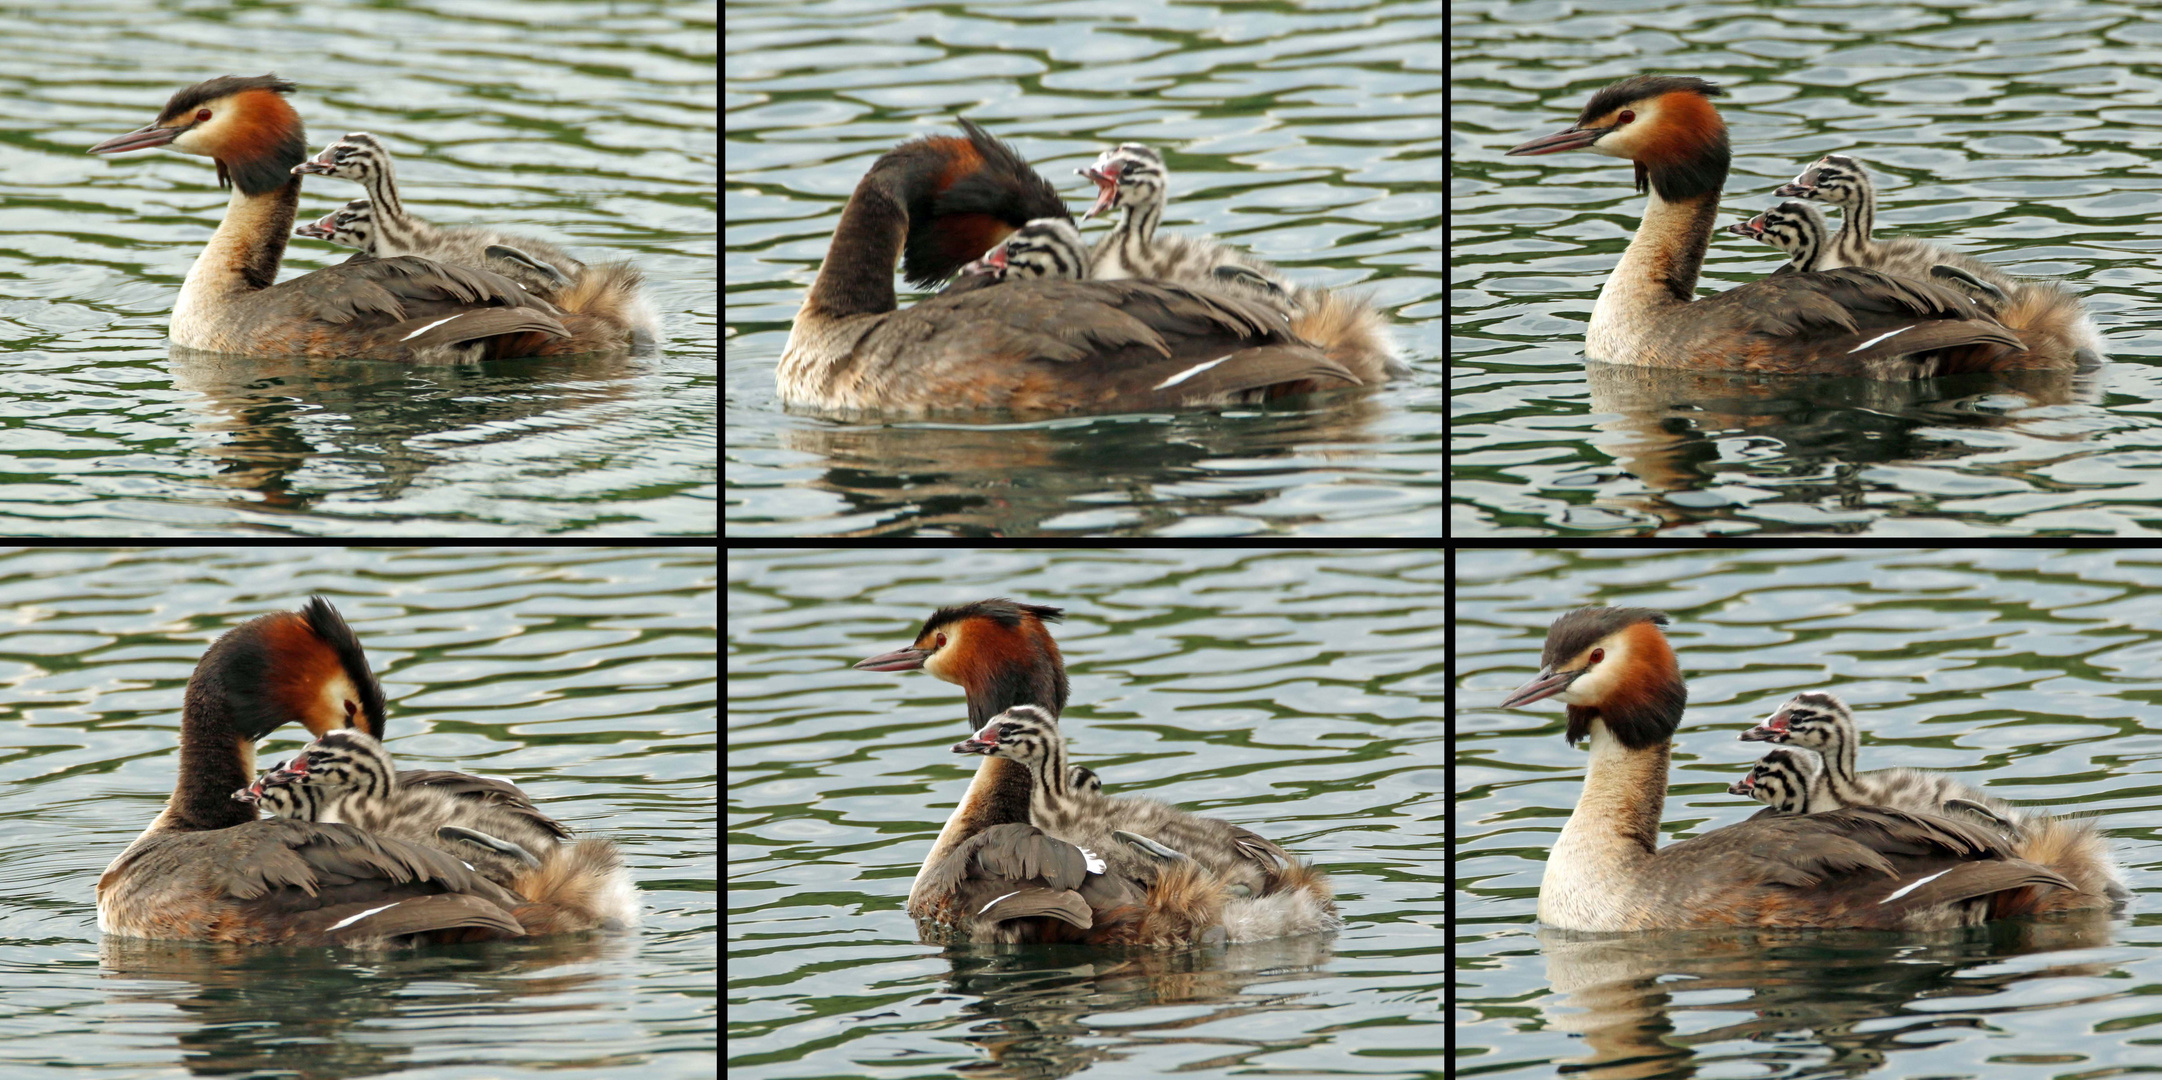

left=1585, top=186, right=1715, bottom=363
left=1538, top=719, right=1670, bottom=930
left=171, top=180, right=297, bottom=347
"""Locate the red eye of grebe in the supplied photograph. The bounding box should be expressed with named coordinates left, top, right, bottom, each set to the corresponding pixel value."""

left=1589, top=648, right=1604, bottom=664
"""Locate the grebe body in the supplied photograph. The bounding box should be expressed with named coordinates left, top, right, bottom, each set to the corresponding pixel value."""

left=1776, top=153, right=2103, bottom=365
left=779, top=120, right=1371, bottom=415
left=1503, top=606, right=2089, bottom=931
left=291, top=134, right=657, bottom=352
left=1078, top=143, right=1404, bottom=383
left=87, top=77, right=579, bottom=362
left=1507, top=76, right=2046, bottom=377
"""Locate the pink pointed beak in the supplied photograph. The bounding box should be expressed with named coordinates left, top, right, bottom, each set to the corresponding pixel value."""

left=1078, top=165, right=1119, bottom=220
left=855, top=646, right=930, bottom=672
left=1501, top=665, right=1580, bottom=709
left=1506, top=125, right=1604, bottom=157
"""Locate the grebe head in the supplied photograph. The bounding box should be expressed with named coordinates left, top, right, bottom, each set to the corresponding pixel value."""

left=87, top=75, right=307, bottom=196
left=291, top=132, right=392, bottom=182
left=187, top=596, right=387, bottom=744
left=1499, top=606, right=1688, bottom=749
left=1740, top=690, right=1854, bottom=750
left=294, top=198, right=374, bottom=249
left=902, top=119, right=1071, bottom=286
left=1774, top=153, right=1871, bottom=214
left=952, top=704, right=1062, bottom=762
left=1729, top=746, right=1824, bottom=812
left=1506, top=75, right=1731, bottom=200
left=855, top=599, right=1069, bottom=723
left=1077, top=144, right=1165, bottom=222
left=1726, top=199, right=1829, bottom=269
left=958, top=217, right=1089, bottom=281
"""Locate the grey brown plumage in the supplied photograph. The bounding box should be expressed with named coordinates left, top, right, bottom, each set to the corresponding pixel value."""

left=913, top=712, right=1229, bottom=946
left=1774, top=153, right=2102, bottom=368
left=1077, top=143, right=1404, bottom=384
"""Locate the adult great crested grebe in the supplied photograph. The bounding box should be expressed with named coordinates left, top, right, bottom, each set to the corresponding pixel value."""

left=97, top=598, right=613, bottom=946
left=778, top=120, right=1385, bottom=415
left=1500, top=606, right=2108, bottom=931
left=86, top=76, right=603, bottom=361
left=937, top=217, right=1093, bottom=295
left=1506, top=75, right=2075, bottom=377
left=856, top=598, right=1335, bottom=934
